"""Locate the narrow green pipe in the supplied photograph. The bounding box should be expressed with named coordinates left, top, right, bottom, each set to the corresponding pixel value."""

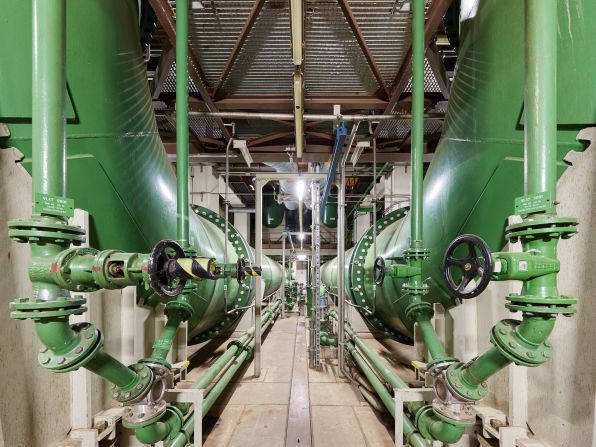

left=176, top=0, right=190, bottom=247
left=415, top=315, right=448, bottom=361
left=525, top=0, right=557, bottom=206
left=83, top=351, right=138, bottom=388
left=32, top=0, right=66, bottom=199
left=345, top=341, right=429, bottom=447
left=149, top=310, right=186, bottom=365
left=164, top=304, right=281, bottom=447
left=410, top=0, right=425, bottom=246
left=333, top=312, right=465, bottom=444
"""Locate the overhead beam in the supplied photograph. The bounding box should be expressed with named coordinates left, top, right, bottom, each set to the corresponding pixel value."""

left=148, top=0, right=232, bottom=140
left=152, top=47, right=175, bottom=99
left=214, top=95, right=388, bottom=110
left=212, top=0, right=267, bottom=98
left=425, top=44, right=450, bottom=99
left=337, top=0, right=388, bottom=96
left=372, top=0, right=452, bottom=139
left=247, top=130, right=294, bottom=147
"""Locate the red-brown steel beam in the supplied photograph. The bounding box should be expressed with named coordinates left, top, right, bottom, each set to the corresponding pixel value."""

left=152, top=47, right=175, bottom=99
left=372, top=0, right=452, bottom=139
left=212, top=0, right=267, bottom=99
left=337, top=0, right=388, bottom=97
left=148, top=0, right=232, bottom=140
left=214, top=95, right=388, bottom=111
left=247, top=131, right=294, bottom=147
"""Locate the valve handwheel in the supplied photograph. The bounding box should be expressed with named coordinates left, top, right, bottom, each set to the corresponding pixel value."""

left=148, top=240, right=186, bottom=299
left=236, top=258, right=247, bottom=284
left=374, top=256, right=386, bottom=286
left=442, top=234, right=493, bottom=299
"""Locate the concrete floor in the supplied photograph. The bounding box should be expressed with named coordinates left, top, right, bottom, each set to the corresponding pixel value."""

left=183, top=312, right=420, bottom=447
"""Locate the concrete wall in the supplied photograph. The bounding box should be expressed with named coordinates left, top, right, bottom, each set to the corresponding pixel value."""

left=0, top=149, right=159, bottom=447
left=447, top=135, right=595, bottom=446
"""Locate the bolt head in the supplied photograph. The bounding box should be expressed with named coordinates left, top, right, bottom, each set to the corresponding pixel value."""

left=39, top=347, right=48, bottom=353
left=85, top=332, right=94, bottom=339
left=113, top=392, right=120, bottom=398
left=544, top=340, right=552, bottom=348
left=542, top=351, right=551, bottom=358
left=75, top=346, right=84, bottom=354
left=57, top=357, right=66, bottom=365
left=508, top=342, right=518, bottom=349
left=125, top=392, right=131, bottom=398
left=527, top=351, right=535, bottom=358
left=499, top=328, right=507, bottom=335
left=41, top=357, right=51, bottom=365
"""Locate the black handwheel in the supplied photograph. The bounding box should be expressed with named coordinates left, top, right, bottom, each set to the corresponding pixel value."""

left=442, top=234, right=493, bottom=299
left=148, top=240, right=186, bottom=299
left=236, top=258, right=247, bottom=284
left=374, top=256, right=386, bottom=286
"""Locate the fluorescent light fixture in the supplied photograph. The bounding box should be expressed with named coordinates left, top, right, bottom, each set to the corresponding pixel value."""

left=351, top=141, right=370, bottom=166
left=297, top=254, right=307, bottom=261
left=299, top=232, right=305, bottom=241
left=296, top=179, right=305, bottom=200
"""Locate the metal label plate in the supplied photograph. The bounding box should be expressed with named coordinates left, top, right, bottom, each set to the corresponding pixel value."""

left=34, top=193, right=74, bottom=218
left=514, top=192, right=553, bottom=215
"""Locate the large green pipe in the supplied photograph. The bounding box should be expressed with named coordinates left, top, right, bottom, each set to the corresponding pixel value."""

left=320, top=0, right=591, bottom=342
left=176, top=0, right=190, bottom=247
left=1, top=0, right=283, bottom=344
left=32, top=0, right=66, bottom=199
left=446, top=0, right=564, bottom=398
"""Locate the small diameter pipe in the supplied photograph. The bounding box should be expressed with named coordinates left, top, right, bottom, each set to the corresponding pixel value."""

left=415, top=314, right=449, bottom=361
left=164, top=301, right=282, bottom=447
left=149, top=309, right=186, bottom=365
left=345, top=341, right=429, bottom=447
left=186, top=111, right=444, bottom=122
left=176, top=0, right=190, bottom=247
left=331, top=313, right=465, bottom=444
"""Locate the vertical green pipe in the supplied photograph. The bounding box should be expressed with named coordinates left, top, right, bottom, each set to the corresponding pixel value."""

left=176, top=0, right=190, bottom=247
left=416, top=315, right=448, bottom=361
left=32, top=0, right=67, bottom=199
left=410, top=0, right=425, bottom=246
left=525, top=0, right=557, bottom=208
left=150, top=310, right=186, bottom=365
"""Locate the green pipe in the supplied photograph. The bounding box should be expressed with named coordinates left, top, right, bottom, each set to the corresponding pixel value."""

left=332, top=312, right=466, bottom=443
left=415, top=315, right=448, bottom=361
left=176, top=0, right=190, bottom=247
left=344, top=341, right=429, bottom=447
left=149, top=309, right=186, bottom=365
left=525, top=0, right=557, bottom=207
left=32, top=0, right=66, bottom=199
left=164, top=303, right=281, bottom=447
left=410, top=0, right=424, bottom=246
left=134, top=407, right=184, bottom=445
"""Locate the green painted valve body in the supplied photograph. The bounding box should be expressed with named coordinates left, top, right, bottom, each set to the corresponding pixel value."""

left=0, top=0, right=283, bottom=343
left=321, top=0, right=593, bottom=343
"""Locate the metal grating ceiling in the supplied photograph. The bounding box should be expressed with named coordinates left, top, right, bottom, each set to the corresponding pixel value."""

left=403, top=58, right=442, bottom=93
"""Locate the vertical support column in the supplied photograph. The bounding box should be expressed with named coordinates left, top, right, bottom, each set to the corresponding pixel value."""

left=282, top=232, right=286, bottom=319
left=176, top=0, right=190, bottom=247
left=338, top=164, right=346, bottom=374
left=310, top=181, right=322, bottom=369
left=254, top=179, right=265, bottom=377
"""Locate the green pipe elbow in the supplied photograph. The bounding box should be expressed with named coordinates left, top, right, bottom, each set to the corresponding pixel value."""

left=416, top=407, right=466, bottom=444
left=133, top=407, right=183, bottom=445
left=35, top=318, right=79, bottom=354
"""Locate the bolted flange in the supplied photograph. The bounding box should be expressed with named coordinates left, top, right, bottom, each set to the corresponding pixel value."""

left=445, top=362, right=489, bottom=402
left=113, top=363, right=154, bottom=404
left=37, top=322, right=102, bottom=372
left=8, top=218, right=86, bottom=245
left=11, top=296, right=87, bottom=320
left=490, top=319, right=553, bottom=367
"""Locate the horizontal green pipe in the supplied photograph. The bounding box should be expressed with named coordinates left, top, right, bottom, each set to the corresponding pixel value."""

left=164, top=302, right=282, bottom=447
left=345, top=341, right=429, bottom=447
